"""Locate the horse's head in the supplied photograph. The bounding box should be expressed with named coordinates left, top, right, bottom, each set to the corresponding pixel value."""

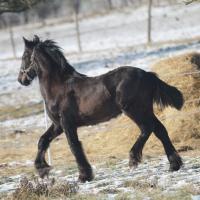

left=18, top=35, right=40, bottom=86
left=18, top=36, right=75, bottom=86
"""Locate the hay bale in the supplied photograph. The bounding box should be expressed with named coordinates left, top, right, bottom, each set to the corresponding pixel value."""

left=152, top=52, right=200, bottom=150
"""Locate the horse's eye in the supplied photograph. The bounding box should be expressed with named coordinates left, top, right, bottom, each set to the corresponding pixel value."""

left=23, top=54, right=27, bottom=59
left=23, top=52, right=29, bottom=58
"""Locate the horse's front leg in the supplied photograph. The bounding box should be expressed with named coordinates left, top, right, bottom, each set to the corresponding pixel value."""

left=61, top=116, right=94, bottom=183
left=35, top=123, right=63, bottom=178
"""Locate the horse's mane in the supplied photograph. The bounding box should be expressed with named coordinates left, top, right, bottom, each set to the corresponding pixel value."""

left=35, top=37, right=75, bottom=74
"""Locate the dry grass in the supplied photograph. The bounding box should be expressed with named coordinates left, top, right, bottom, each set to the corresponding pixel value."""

left=3, top=176, right=78, bottom=200
left=0, top=131, right=77, bottom=177
left=0, top=102, right=43, bottom=121
left=123, top=180, right=156, bottom=190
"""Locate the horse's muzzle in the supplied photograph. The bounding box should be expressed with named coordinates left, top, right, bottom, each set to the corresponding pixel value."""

left=18, top=73, right=31, bottom=86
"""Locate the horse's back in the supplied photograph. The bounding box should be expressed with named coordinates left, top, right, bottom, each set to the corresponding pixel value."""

left=74, top=66, right=147, bottom=126
left=100, top=66, right=155, bottom=112
left=100, top=66, right=146, bottom=96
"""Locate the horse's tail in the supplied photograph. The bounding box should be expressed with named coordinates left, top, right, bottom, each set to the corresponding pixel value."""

left=148, top=72, right=184, bottom=110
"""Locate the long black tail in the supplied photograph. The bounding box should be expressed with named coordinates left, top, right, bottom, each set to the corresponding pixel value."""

left=148, top=72, right=184, bottom=110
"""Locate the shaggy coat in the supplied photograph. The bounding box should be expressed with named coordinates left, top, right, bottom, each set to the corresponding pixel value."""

left=18, top=36, right=183, bottom=182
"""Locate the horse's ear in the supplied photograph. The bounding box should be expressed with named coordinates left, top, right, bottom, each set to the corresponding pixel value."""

left=33, top=35, right=40, bottom=43
left=23, top=36, right=34, bottom=48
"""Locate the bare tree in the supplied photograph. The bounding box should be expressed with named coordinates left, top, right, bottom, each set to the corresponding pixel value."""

left=0, top=0, right=42, bottom=14
left=0, top=0, right=43, bottom=58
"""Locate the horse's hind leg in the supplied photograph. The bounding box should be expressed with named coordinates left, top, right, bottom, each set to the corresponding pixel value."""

left=125, top=111, right=154, bottom=168
left=35, top=123, right=63, bottom=178
left=153, top=116, right=182, bottom=171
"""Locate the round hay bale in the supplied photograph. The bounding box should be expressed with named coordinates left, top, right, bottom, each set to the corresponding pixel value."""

left=152, top=52, right=200, bottom=150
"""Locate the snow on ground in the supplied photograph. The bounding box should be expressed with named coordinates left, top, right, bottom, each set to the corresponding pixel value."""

left=77, top=156, right=200, bottom=196
left=0, top=156, right=200, bottom=198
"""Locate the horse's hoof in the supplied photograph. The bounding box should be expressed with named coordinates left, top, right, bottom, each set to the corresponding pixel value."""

left=36, top=166, right=53, bottom=179
left=129, top=151, right=142, bottom=169
left=78, top=173, right=94, bottom=183
left=78, top=165, right=94, bottom=183
left=169, top=152, right=183, bottom=171
left=78, top=168, right=94, bottom=183
left=129, top=159, right=139, bottom=169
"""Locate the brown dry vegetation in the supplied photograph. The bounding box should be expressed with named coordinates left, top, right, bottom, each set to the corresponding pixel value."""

left=0, top=102, right=43, bottom=121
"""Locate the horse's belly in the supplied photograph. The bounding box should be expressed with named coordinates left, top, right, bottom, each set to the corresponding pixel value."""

left=78, top=97, right=121, bottom=126
left=78, top=106, right=121, bottom=126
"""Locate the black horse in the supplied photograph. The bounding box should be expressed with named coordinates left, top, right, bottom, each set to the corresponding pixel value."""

left=18, top=36, right=183, bottom=182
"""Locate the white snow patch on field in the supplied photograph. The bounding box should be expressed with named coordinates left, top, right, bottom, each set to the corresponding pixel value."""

left=0, top=156, right=200, bottom=198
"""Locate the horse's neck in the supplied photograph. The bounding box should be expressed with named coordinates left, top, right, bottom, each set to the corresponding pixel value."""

left=38, top=72, right=62, bottom=102
left=37, top=57, right=85, bottom=100
left=38, top=69, right=82, bottom=102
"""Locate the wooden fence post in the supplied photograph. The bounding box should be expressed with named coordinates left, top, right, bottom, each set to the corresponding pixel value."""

left=108, top=0, right=113, bottom=10
left=9, top=26, right=17, bottom=58
left=147, top=0, right=152, bottom=44
left=74, top=0, right=82, bottom=52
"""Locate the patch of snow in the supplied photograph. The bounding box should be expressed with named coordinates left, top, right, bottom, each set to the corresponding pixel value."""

left=192, top=195, right=200, bottom=200
left=0, top=182, right=17, bottom=193
left=0, top=174, right=23, bottom=193
left=1, top=156, right=200, bottom=197
left=0, top=114, right=45, bottom=132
